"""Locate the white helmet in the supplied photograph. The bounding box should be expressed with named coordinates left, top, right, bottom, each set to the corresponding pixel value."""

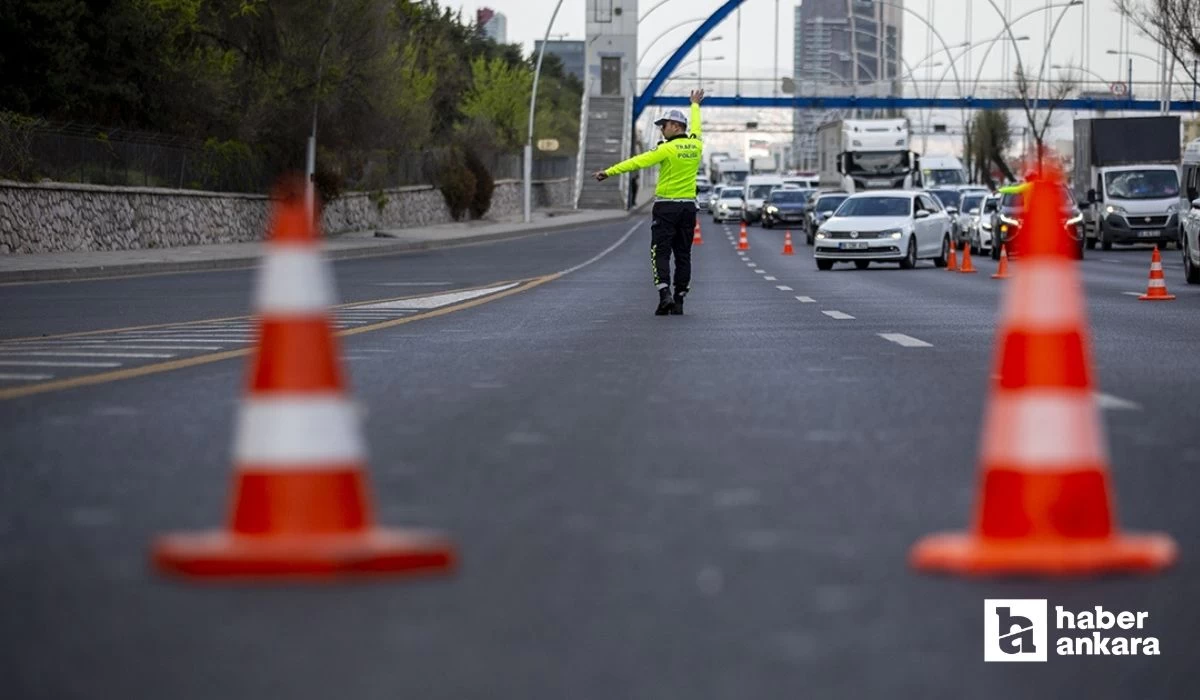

left=653, top=108, right=689, bottom=129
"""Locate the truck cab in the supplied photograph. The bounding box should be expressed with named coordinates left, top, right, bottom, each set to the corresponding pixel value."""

left=741, top=175, right=784, bottom=223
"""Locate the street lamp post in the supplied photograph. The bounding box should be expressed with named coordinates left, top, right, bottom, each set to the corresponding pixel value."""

left=698, top=36, right=722, bottom=86
left=524, top=0, right=565, bottom=224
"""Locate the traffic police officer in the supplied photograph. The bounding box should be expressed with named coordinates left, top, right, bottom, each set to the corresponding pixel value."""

left=596, top=89, right=705, bottom=315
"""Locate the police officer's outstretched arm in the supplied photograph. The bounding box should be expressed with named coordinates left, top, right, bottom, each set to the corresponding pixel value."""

left=595, top=144, right=669, bottom=182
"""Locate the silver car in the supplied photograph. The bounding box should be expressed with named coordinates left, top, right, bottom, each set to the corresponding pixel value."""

left=1182, top=194, right=1200, bottom=284
left=957, top=191, right=988, bottom=249
left=696, top=181, right=713, bottom=210
left=814, top=190, right=954, bottom=270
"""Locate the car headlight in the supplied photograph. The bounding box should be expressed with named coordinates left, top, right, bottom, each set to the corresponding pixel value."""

left=815, top=230, right=827, bottom=240
left=1066, top=214, right=1083, bottom=226
left=885, top=229, right=903, bottom=240
left=1105, top=204, right=1126, bottom=215
left=766, top=206, right=778, bottom=214
left=1167, top=203, right=1180, bottom=215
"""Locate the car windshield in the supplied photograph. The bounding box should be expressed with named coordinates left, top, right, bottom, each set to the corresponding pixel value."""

left=929, top=190, right=961, bottom=208
left=835, top=196, right=911, bottom=217
left=962, top=194, right=985, bottom=212
left=1001, top=186, right=1075, bottom=210
left=721, top=188, right=744, bottom=199
left=748, top=185, right=775, bottom=199
left=923, top=168, right=966, bottom=186
left=769, top=191, right=807, bottom=203
left=1104, top=170, right=1180, bottom=200
left=815, top=195, right=848, bottom=212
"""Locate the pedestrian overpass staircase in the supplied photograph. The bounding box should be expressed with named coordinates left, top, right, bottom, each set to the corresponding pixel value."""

left=576, top=95, right=630, bottom=210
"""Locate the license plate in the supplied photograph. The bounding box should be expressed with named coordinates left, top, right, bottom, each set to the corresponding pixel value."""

left=1137, top=230, right=1160, bottom=238
left=840, top=241, right=869, bottom=250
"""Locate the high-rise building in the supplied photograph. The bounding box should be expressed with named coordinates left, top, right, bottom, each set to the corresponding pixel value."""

left=792, top=0, right=903, bottom=170
left=477, top=7, right=508, bottom=44
left=534, top=40, right=586, bottom=83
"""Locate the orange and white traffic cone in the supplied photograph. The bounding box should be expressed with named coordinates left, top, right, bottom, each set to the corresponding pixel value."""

left=737, top=222, right=749, bottom=251
left=991, top=244, right=1011, bottom=279
left=958, top=241, right=977, bottom=274
left=910, top=166, right=1177, bottom=576
left=782, top=230, right=794, bottom=256
left=946, top=239, right=959, bottom=271
left=152, top=176, right=455, bottom=580
left=693, top=220, right=704, bottom=246
left=1138, top=246, right=1176, bottom=301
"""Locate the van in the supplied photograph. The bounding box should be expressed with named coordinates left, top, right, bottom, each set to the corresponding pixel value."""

left=742, top=175, right=784, bottom=223
left=919, top=156, right=968, bottom=188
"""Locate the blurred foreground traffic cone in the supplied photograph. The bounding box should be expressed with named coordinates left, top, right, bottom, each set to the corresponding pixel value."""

left=1137, top=246, right=1176, bottom=301
left=693, top=220, right=704, bottom=246
left=992, top=245, right=1011, bottom=279
left=958, top=242, right=977, bottom=274
left=782, top=230, right=794, bottom=255
left=737, top=222, right=749, bottom=251
left=946, top=239, right=959, bottom=271
left=152, top=176, right=455, bottom=580
left=910, top=168, right=1177, bottom=576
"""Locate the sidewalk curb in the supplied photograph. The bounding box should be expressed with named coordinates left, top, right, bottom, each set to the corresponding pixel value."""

left=0, top=210, right=635, bottom=284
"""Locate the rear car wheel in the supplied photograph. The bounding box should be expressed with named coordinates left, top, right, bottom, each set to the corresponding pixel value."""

left=899, top=238, right=917, bottom=270
left=933, top=236, right=950, bottom=268
left=854, top=260, right=871, bottom=270
left=816, top=259, right=835, bottom=271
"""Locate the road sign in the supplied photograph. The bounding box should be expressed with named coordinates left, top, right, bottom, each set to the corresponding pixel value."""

left=1111, top=82, right=1129, bottom=96
left=537, top=138, right=560, bottom=152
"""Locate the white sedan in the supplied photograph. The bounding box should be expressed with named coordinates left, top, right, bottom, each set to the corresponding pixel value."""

left=813, top=190, right=954, bottom=270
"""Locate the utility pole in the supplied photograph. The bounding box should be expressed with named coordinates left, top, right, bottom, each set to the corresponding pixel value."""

left=774, top=0, right=780, bottom=98
left=736, top=8, right=742, bottom=96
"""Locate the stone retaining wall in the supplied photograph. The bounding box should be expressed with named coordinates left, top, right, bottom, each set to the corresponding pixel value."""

left=0, top=178, right=574, bottom=254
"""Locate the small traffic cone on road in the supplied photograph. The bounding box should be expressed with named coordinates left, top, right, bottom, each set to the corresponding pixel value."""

left=991, top=245, right=1011, bottom=279
left=946, top=239, right=959, bottom=271
left=958, top=242, right=978, bottom=274
left=782, top=230, right=795, bottom=256
left=152, top=176, right=455, bottom=580
left=910, top=166, right=1177, bottom=576
left=737, top=222, right=750, bottom=251
left=693, top=220, right=704, bottom=246
left=1137, top=246, right=1176, bottom=301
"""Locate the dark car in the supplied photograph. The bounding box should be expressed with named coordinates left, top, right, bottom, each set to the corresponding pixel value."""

left=991, top=184, right=1085, bottom=260
left=804, top=192, right=849, bottom=244
left=762, top=189, right=812, bottom=229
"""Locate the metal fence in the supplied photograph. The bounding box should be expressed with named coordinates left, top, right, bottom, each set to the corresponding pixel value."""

left=1, top=115, right=575, bottom=194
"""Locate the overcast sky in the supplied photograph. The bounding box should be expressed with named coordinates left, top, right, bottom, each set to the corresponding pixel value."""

left=454, top=0, right=1177, bottom=86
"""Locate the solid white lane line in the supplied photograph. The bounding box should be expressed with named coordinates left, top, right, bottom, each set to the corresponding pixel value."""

left=764, top=276, right=777, bottom=281
left=374, top=282, right=453, bottom=286
left=822, top=310, right=855, bottom=320
left=0, top=373, right=53, bottom=381
left=0, top=360, right=121, bottom=368
left=0, top=351, right=174, bottom=359
left=0, top=344, right=221, bottom=351
left=1094, top=392, right=1142, bottom=411
left=103, top=337, right=254, bottom=343
left=776, top=285, right=794, bottom=291
left=795, top=296, right=816, bottom=303
left=558, top=219, right=644, bottom=276
left=879, top=333, right=932, bottom=348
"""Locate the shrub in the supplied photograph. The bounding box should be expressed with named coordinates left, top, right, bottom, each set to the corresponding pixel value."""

left=438, top=148, right=476, bottom=221
left=313, top=167, right=345, bottom=204
left=463, top=147, right=494, bottom=219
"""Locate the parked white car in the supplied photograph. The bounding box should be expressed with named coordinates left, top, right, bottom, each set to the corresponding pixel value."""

left=814, top=190, right=954, bottom=270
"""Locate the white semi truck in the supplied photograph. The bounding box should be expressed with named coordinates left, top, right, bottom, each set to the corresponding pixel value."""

left=816, top=118, right=920, bottom=193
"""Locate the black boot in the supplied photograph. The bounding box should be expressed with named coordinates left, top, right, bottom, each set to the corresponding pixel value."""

left=655, top=287, right=675, bottom=316
left=670, top=290, right=686, bottom=315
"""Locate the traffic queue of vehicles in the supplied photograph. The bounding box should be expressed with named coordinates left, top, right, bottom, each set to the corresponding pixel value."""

left=699, top=114, right=1198, bottom=280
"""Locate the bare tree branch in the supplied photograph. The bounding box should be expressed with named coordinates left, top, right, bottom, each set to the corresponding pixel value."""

left=1116, top=0, right=1200, bottom=90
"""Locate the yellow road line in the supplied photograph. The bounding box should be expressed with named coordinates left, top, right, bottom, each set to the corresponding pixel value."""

left=0, top=275, right=558, bottom=401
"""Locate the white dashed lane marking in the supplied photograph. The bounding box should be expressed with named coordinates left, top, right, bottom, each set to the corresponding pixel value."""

left=776, top=285, right=793, bottom=291
left=0, top=373, right=53, bottom=381
left=795, top=296, right=816, bottom=303
left=764, top=276, right=777, bottom=281
left=879, top=333, right=932, bottom=348
left=755, top=270, right=767, bottom=275
left=1095, top=393, right=1142, bottom=411
left=822, top=311, right=855, bottom=320
left=0, top=360, right=122, bottom=368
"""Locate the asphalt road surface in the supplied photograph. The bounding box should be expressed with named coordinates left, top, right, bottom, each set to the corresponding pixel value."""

left=2, top=216, right=1198, bottom=699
